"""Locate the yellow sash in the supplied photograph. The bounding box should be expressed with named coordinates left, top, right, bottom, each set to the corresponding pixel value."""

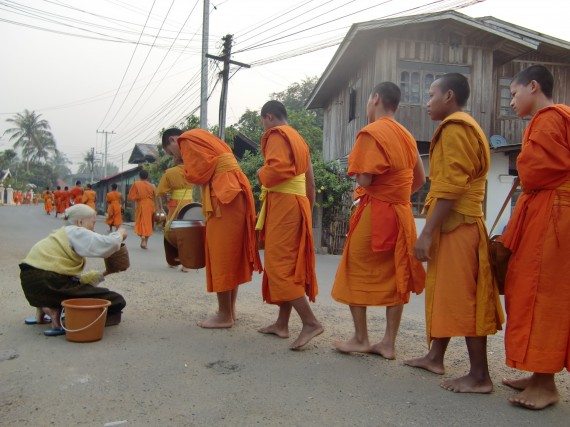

left=203, top=153, right=240, bottom=218
left=171, top=188, right=193, bottom=200
left=255, top=173, right=306, bottom=231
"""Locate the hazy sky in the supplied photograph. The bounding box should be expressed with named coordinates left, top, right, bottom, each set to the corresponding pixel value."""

left=1, top=0, right=569, bottom=172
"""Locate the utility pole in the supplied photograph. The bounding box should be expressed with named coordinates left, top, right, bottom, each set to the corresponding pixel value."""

left=96, top=130, right=116, bottom=178
left=206, top=34, right=250, bottom=141
left=89, top=147, right=95, bottom=184
left=200, top=0, right=209, bottom=129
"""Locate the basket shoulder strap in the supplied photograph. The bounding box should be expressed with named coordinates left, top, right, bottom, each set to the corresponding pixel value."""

left=489, top=177, right=520, bottom=235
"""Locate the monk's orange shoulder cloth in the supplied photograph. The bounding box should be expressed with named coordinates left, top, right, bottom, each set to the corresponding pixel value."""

left=348, top=117, right=425, bottom=295
left=259, top=125, right=309, bottom=186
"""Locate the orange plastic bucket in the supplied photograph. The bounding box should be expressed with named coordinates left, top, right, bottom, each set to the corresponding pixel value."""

left=61, top=298, right=111, bottom=342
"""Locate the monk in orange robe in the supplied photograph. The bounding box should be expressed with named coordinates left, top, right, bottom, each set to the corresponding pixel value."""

left=33, top=193, right=39, bottom=205
left=156, top=157, right=196, bottom=272
left=61, top=186, right=71, bottom=210
left=501, top=65, right=570, bottom=410
left=255, top=101, right=323, bottom=350
left=331, top=82, right=426, bottom=359
left=404, top=73, right=504, bottom=393
left=82, top=184, right=97, bottom=210
left=54, top=186, right=65, bottom=217
left=162, top=128, right=261, bottom=328
left=156, top=160, right=195, bottom=220
left=69, top=181, right=83, bottom=205
left=127, top=170, right=156, bottom=249
left=44, top=191, right=53, bottom=215
left=106, top=183, right=123, bottom=232
left=41, top=188, right=49, bottom=211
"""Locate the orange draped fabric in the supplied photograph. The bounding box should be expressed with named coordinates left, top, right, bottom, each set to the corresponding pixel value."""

left=128, top=180, right=156, bottom=238
left=177, top=129, right=261, bottom=292
left=69, top=187, right=83, bottom=205
left=502, top=105, right=570, bottom=373
left=332, top=118, right=425, bottom=306
left=60, top=191, right=71, bottom=212
left=424, top=112, right=503, bottom=345
left=258, top=125, right=317, bottom=304
left=105, top=191, right=123, bottom=227
left=82, top=189, right=97, bottom=210
left=44, top=195, right=53, bottom=213
left=53, top=190, right=62, bottom=213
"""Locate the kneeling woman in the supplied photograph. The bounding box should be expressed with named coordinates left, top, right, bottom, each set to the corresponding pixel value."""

left=20, top=204, right=127, bottom=331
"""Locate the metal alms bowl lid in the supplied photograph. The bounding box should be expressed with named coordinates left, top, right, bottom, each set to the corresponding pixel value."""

left=177, top=202, right=205, bottom=222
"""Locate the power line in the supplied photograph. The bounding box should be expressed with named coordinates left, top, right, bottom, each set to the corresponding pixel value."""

left=96, top=0, right=159, bottom=129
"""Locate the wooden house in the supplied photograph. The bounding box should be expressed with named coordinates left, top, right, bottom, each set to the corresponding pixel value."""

left=306, top=10, right=570, bottom=235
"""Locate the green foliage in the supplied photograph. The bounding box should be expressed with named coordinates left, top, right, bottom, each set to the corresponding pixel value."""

left=0, top=149, right=18, bottom=170
left=4, top=109, right=56, bottom=171
left=312, top=156, right=352, bottom=210
left=288, top=109, right=323, bottom=153
left=236, top=109, right=264, bottom=143
left=238, top=150, right=264, bottom=208
left=271, top=77, right=323, bottom=128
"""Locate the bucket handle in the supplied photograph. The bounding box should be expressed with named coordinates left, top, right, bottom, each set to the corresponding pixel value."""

left=60, top=306, right=108, bottom=333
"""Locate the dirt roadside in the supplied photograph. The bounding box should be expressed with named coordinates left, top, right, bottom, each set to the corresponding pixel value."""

left=0, top=205, right=568, bottom=426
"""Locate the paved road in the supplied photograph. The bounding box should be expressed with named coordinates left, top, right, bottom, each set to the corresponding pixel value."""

left=1, top=205, right=568, bottom=426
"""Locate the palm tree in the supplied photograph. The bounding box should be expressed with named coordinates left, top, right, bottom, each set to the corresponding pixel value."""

left=4, top=110, right=56, bottom=171
left=50, top=149, right=72, bottom=180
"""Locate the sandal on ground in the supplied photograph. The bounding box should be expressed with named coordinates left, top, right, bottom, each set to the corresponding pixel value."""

left=43, top=329, right=65, bottom=337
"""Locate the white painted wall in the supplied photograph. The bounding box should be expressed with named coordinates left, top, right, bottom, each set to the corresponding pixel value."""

left=413, top=151, right=516, bottom=235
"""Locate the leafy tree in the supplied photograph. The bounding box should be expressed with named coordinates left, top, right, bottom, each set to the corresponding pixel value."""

left=77, top=150, right=118, bottom=182
left=238, top=150, right=264, bottom=209
left=0, top=149, right=18, bottom=170
left=236, top=109, right=264, bottom=143
left=49, top=149, right=72, bottom=180
left=4, top=110, right=56, bottom=171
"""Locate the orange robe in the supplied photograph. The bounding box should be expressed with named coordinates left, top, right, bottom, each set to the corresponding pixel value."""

left=424, top=112, right=504, bottom=344
left=53, top=190, right=66, bottom=214
left=502, top=105, right=570, bottom=373
left=60, top=190, right=71, bottom=211
left=332, top=118, right=425, bottom=306
left=258, top=125, right=317, bottom=304
left=33, top=194, right=39, bottom=205
left=53, top=190, right=61, bottom=213
left=69, top=187, right=83, bottom=205
left=157, top=165, right=194, bottom=219
left=105, top=191, right=123, bottom=227
left=44, top=194, right=53, bottom=213
left=128, top=180, right=156, bottom=238
left=177, top=129, right=261, bottom=292
left=82, top=189, right=97, bottom=210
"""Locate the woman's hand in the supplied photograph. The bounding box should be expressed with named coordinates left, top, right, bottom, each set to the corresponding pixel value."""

left=117, top=228, right=127, bottom=241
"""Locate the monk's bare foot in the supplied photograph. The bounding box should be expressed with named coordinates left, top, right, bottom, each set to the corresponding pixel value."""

left=508, top=382, right=559, bottom=410
left=197, top=313, right=233, bottom=329
left=168, top=264, right=177, bottom=269
left=404, top=355, right=445, bottom=375
left=333, top=337, right=371, bottom=354
left=503, top=376, right=532, bottom=390
left=181, top=266, right=190, bottom=273
left=290, top=323, right=324, bottom=350
left=258, top=323, right=289, bottom=338
left=369, top=341, right=396, bottom=360
left=440, top=375, right=493, bottom=393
